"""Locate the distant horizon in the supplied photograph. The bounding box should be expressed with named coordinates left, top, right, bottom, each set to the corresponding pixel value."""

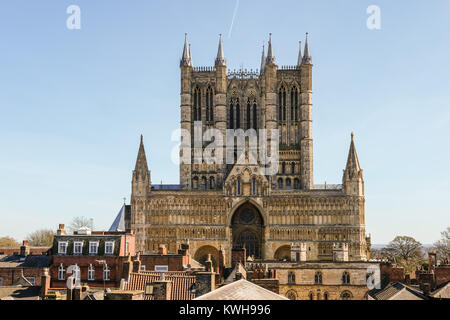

left=1, top=1, right=449, bottom=244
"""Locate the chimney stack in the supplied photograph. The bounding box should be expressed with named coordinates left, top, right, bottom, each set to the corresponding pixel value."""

left=57, top=224, right=66, bottom=236
left=40, top=268, right=50, bottom=300
left=20, top=240, right=30, bottom=257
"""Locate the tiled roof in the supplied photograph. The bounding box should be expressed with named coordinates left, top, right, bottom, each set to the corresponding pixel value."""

left=0, top=254, right=50, bottom=268
left=125, top=271, right=196, bottom=300
left=195, top=279, right=289, bottom=300
left=371, top=282, right=427, bottom=300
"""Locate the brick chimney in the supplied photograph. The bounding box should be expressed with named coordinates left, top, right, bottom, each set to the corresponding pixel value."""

left=40, top=268, right=50, bottom=300
left=57, top=224, right=66, bottom=236
left=152, top=273, right=172, bottom=300
left=132, top=253, right=141, bottom=272
left=20, top=240, right=30, bottom=257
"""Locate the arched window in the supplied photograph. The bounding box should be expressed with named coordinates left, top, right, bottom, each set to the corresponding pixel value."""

left=206, top=86, right=213, bottom=122
left=291, top=87, right=299, bottom=121
left=278, top=178, right=283, bottom=189
left=246, top=100, right=251, bottom=129
left=342, top=271, right=351, bottom=284
left=253, top=103, right=257, bottom=129
left=282, top=162, right=286, bottom=174
left=278, top=86, right=286, bottom=122
left=309, top=292, right=314, bottom=300
left=294, top=178, right=300, bottom=189
left=324, top=292, right=329, bottom=300
left=236, top=99, right=240, bottom=129
left=237, top=177, right=241, bottom=195
left=286, top=178, right=291, bottom=190
left=58, top=263, right=65, bottom=280
left=192, top=176, right=199, bottom=189
left=291, top=162, right=295, bottom=174
left=201, top=177, right=207, bottom=190
left=230, top=103, right=234, bottom=129
left=314, top=272, right=322, bottom=284
left=193, top=86, right=201, bottom=122
left=209, top=176, right=215, bottom=189
left=252, top=177, right=256, bottom=195
left=88, top=264, right=95, bottom=281
left=103, top=265, right=110, bottom=281
left=340, top=291, right=352, bottom=300
left=288, top=272, right=296, bottom=284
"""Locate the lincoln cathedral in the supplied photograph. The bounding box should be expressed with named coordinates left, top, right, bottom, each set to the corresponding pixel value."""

left=130, top=33, right=370, bottom=269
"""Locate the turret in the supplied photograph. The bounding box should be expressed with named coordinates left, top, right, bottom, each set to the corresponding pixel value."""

left=342, top=133, right=364, bottom=196
left=300, top=33, right=313, bottom=189
left=214, top=34, right=227, bottom=188
left=132, top=135, right=151, bottom=197
left=180, top=34, right=193, bottom=189
left=264, top=34, right=278, bottom=182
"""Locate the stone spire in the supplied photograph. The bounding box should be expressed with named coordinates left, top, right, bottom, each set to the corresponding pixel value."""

left=342, top=132, right=364, bottom=196
left=297, top=41, right=302, bottom=66
left=215, top=34, right=226, bottom=66
left=188, top=43, right=193, bottom=67
left=135, top=135, right=149, bottom=172
left=302, top=33, right=312, bottom=64
left=180, top=33, right=191, bottom=67
left=266, top=33, right=276, bottom=65
left=260, top=44, right=266, bottom=74
left=345, top=132, right=361, bottom=174
left=132, top=135, right=151, bottom=197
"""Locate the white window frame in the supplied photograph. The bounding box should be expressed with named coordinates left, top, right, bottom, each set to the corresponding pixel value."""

left=88, top=264, right=95, bottom=281
left=154, top=265, right=169, bottom=272
left=58, top=263, right=65, bottom=280
left=89, top=241, right=99, bottom=255
left=103, top=265, right=110, bottom=281
left=105, top=241, right=115, bottom=255
left=140, top=265, right=146, bottom=271
left=73, top=241, right=83, bottom=255
left=26, top=277, right=35, bottom=285
left=58, top=241, right=68, bottom=255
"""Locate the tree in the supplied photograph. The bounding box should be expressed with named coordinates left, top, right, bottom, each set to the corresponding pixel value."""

left=27, top=229, right=55, bottom=247
left=68, top=216, right=94, bottom=234
left=0, top=236, right=20, bottom=247
left=385, top=236, right=424, bottom=272
left=434, top=227, right=450, bottom=261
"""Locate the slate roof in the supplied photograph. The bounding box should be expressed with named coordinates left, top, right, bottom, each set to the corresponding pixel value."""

left=0, top=254, right=50, bottom=268
left=194, top=279, right=289, bottom=300
left=370, top=282, right=428, bottom=300
left=124, top=271, right=196, bottom=300
left=109, top=204, right=126, bottom=232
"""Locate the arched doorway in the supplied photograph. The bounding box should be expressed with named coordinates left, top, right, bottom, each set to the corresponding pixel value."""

left=194, top=245, right=219, bottom=270
left=274, top=245, right=291, bottom=261
left=231, top=202, right=264, bottom=259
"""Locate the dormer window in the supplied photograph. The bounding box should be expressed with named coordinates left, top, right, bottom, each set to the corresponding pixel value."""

left=58, top=242, right=68, bottom=255
left=73, top=241, right=83, bottom=255
left=105, top=241, right=115, bottom=255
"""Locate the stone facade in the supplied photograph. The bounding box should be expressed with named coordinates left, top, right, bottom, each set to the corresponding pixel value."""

left=130, top=34, right=370, bottom=269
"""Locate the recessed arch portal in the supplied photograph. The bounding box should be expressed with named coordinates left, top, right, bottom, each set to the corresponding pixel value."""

left=231, top=202, right=264, bottom=259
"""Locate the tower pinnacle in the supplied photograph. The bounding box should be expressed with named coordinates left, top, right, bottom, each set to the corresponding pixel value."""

left=180, top=33, right=192, bottom=67
left=260, top=44, right=266, bottom=74
left=302, top=32, right=312, bottom=65
left=297, top=41, right=303, bottom=66
left=266, top=33, right=276, bottom=65
left=215, top=34, right=226, bottom=66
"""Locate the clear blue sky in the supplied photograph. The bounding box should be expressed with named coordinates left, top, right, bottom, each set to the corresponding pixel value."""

left=0, top=1, right=449, bottom=244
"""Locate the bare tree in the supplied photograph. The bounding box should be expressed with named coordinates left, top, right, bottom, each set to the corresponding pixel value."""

left=27, top=229, right=55, bottom=247
left=68, top=216, right=94, bottom=234
left=385, top=236, right=424, bottom=272
left=0, top=236, right=20, bottom=247
left=434, top=227, right=450, bottom=261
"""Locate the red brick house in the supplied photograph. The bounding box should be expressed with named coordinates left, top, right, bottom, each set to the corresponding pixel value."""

left=49, top=224, right=135, bottom=289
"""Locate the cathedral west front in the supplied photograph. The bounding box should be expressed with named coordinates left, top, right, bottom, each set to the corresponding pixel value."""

left=129, top=33, right=370, bottom=269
